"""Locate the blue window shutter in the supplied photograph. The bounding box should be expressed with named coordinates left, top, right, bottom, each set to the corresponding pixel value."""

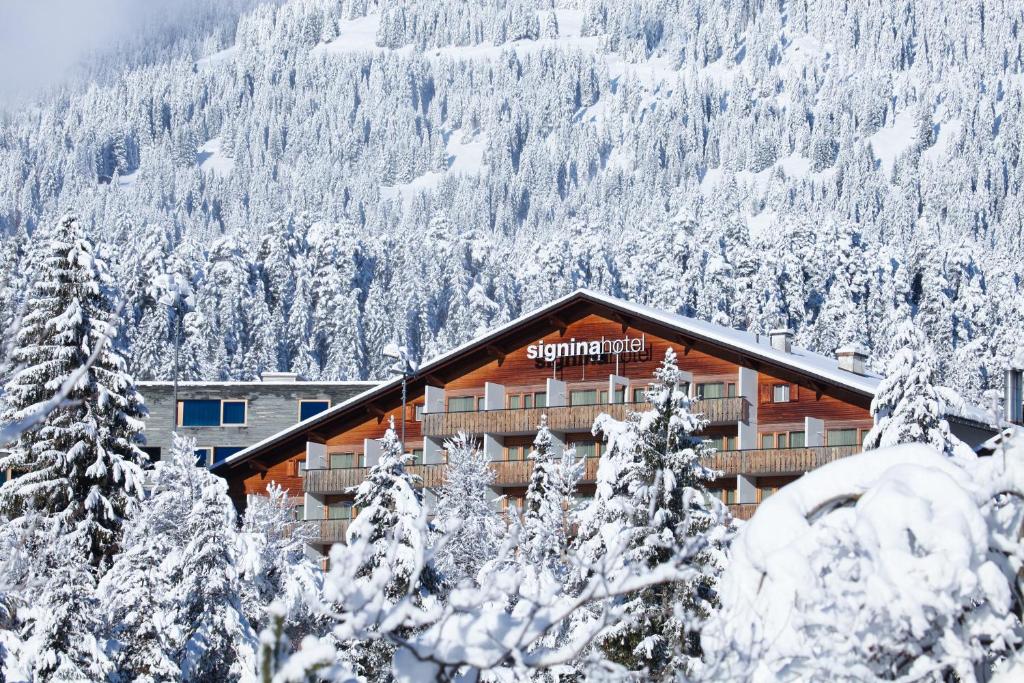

left=299, top=401, right=330, bottom=421
left=222, top=401, right=246, bottom=425
left=182, top=400, right=221, bottom=426
left=213, top=446, right=244, bottom=463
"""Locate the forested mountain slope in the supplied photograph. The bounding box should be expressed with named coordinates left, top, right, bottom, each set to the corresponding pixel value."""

left=0, top=0, right=1022, bottom=402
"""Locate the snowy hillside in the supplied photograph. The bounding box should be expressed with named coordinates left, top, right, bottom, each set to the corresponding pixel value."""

left=0, top=0, right=1022, bottom=399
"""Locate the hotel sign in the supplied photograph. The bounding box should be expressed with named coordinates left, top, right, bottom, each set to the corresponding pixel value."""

left=527, top=334, right=647, bottom=363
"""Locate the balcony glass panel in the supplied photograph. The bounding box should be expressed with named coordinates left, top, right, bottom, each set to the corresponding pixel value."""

left=448, top=396, right=475, bottom=413
left=570, top=389, right=598, bottom=406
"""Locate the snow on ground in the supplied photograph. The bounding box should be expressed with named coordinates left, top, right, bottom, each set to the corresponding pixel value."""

left=922, top=118, right=962, bottom=164
left=313, top=14, right=388, bottom=56
left=868, top=109, right=916, bottom=176
left=196, top=45, right=238, bottom=69
left=197, top=138, right=235, bottom=177
left=381, top=130, right=488, bottom=207
left=117, top=169, right=140, bottom=189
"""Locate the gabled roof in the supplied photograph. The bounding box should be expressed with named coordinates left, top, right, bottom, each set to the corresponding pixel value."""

left=213, top=289, right=886, bottom=473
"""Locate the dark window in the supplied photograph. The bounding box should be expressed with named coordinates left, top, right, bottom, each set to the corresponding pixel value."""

left=213, top=446, right=244, bottom=463
left=299, top=400, right=330, bottom=421
left=180, top=400, right=221, bottom=427
left=222, top=401, right=246, bottom=425
left=140, top=446, right=161, bottom=463
left=194, top=448, right=212, bottom=466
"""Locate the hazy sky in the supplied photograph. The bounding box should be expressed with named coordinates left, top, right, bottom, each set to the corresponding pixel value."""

left=0, top=0, right=263, bottom=106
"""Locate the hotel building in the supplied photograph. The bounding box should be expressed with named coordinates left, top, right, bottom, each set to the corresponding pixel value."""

left=212, top=290, right=1003, bottom=557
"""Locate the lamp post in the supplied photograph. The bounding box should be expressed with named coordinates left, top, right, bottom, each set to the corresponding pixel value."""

left=383, top=342, right=419, bottom=453
left=153, top=273, right=194, bottom=433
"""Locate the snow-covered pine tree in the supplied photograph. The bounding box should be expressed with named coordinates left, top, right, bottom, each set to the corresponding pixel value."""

left=863, top=318, right=963, bottom=458
left=0, top=214, right=147, bottom=570
left=519, top=416, right=582, bottom=579
left=239, top=482, right=323, bottom=643
left=175, top=453, right=258, bottom=681
left=433, top=432, right=501, bottom=587
left=572, top=348, right=727, bottom=679
left=98, top=432, right=203, bottom=682
left=337, top=418, right=440, bottom=681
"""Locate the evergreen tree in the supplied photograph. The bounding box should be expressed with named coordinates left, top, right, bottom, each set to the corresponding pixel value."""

left=863, top=319, right=962, bottom=458
left=0, top=213, right=147, bottom=571
left=340, top=418, right=440, bottom=681
left=572, top=348, right=727, bottom=678
left=239, top=482, right=323, bottom=644
left=519, top=416, right=582, bottom=578
left=434, top=432, right=502, bottom=587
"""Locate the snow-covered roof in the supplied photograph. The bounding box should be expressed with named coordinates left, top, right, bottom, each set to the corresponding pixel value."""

left=138, top=380, right=379, bottom=388
left=214, top=289, right=893, bottom=471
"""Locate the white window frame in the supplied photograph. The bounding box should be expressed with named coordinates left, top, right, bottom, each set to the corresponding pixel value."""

left=297, top=399, right=331, bottom=422
left=772, top=384, right=791, bottom=403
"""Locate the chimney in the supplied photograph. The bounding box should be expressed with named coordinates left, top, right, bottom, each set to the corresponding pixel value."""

left=836, top=344, right=869, bottom=376
left=260, top=371, right=301, bottom=383
left=768, top=328, right=794, bottom=354
left=1006, top=368, right=1024, bottom=424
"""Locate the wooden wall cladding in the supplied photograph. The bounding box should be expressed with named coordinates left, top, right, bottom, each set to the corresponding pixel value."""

left=756, top=371, right=870, bottom=427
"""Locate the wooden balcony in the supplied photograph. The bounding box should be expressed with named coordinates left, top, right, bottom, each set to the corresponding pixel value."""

left=287, top=519, right=351, bottom=544
left=304, top=445, right=858, bottom=494
left=727, top=503, right=758, bottom=521
left=707, top=445, right=860, bottom=476
left=421, top=397, right=748, bottom=437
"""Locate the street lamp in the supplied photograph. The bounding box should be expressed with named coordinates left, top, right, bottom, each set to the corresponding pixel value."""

left=153, top=273, right=194, bottom=432
left=383, top=342, right=419, bottom=453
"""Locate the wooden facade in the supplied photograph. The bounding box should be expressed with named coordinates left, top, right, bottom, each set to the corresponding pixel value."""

left=215, top=290, right=883, bottom=547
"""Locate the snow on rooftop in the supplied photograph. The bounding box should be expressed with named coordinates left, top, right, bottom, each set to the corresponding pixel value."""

left=215, top=289, right=886, bottom=469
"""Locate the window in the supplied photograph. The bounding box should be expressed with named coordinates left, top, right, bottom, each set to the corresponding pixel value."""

left=599, top=388, right=626, bottom=404
left=293, top=505, right=305, bottom=522
left=505, top=445, right=526, bottom=461
left=415, top=404, right=424, bottom=421
left=632, top=387, right=647, bottom=403
left=570, top=389, right=597, bottom=406
left=697, top=382, right=725, bottom=399
left=534, top=392, right=546, bottom=408
left=777, top=432, right=788, bottom=448
left=213, top=446, right=244, bottom=464
left=330, top=452, right=361, bottom=469
left=710, top=487, right=736, bottom=504
left=760, top=433, right=775, bottom=449
left=179, top=400, right=221, bottom=426
left=523, top=393, right=533, bottom=409
left=448, top=396, right=475, bottom=413
left=411, top=448, right=424, bottom=465
left=790, top=431, right=806, bottom=448
left=827, top=428, right=858, bottom=447
left=222, top=400, right=247, bottom=425
left=704, top=436, right=737, bottom=451
left=477, top=396, right=485, bottom=411
left=507, top=395, right=520, bottom=409
left=727, top=382, right=736, bottom=397
left=140, top=446, right=161, bottom=463
left=194, top=447, right=212, bottom=466
left=573, top=442, right=597, bottom=459
left=772, top=384, right=791, bottom=403
left=328, top=501, right=354, bottom=520
left=760, top=486, right=779, bottom=500
left=298, top=400, right=330, bottom=421
left=297, top=459, right=307, bottom=476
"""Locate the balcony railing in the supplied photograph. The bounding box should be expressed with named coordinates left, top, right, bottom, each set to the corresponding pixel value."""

left=727, top=503, right=758, bottom=521
left=421, top=397, right=749, bottom=437
left=707, top=445, right=860, bottom=476
left=304, top=445, right=859, bottom=494
left=286, top=519, right=351, bottom=544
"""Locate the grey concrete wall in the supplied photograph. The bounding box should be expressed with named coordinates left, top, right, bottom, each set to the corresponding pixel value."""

left=137, top=381, right=378, bottom=459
